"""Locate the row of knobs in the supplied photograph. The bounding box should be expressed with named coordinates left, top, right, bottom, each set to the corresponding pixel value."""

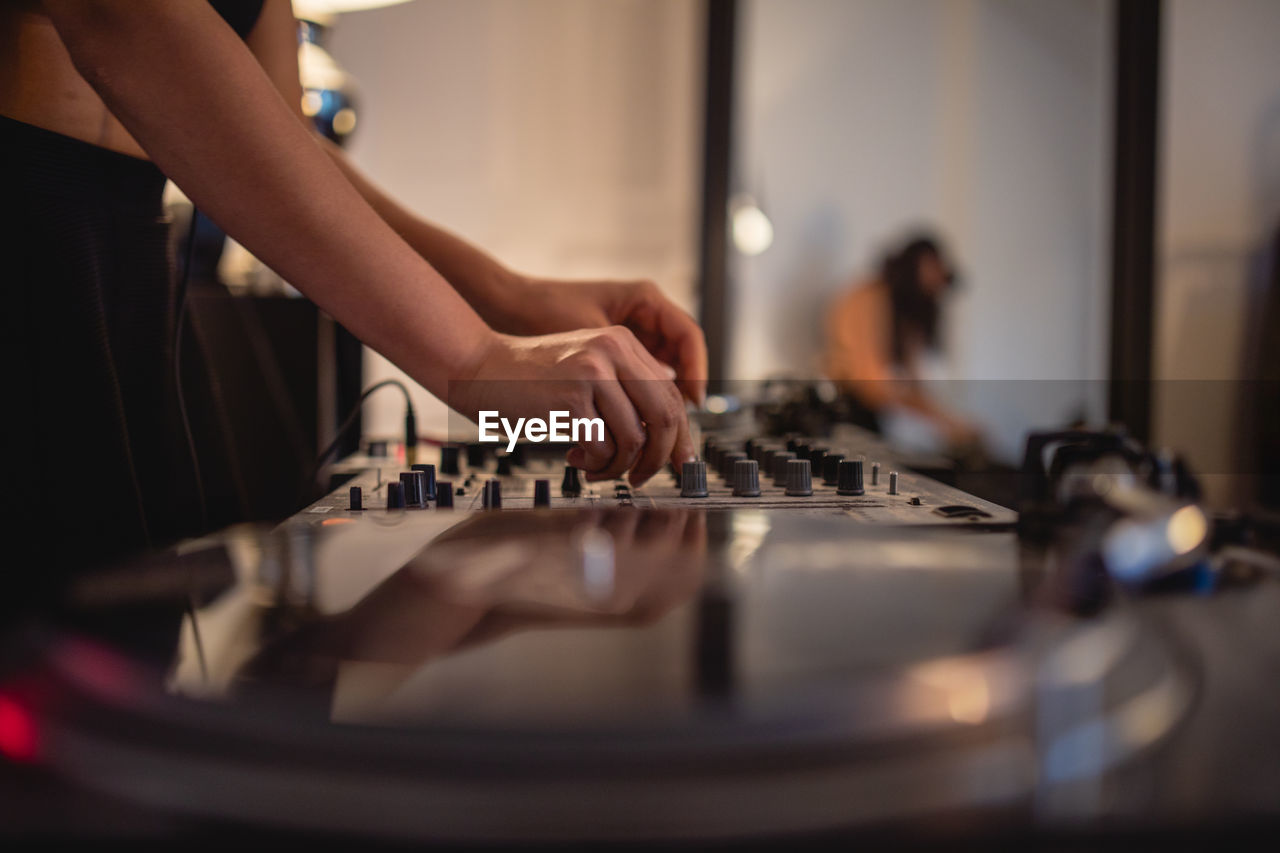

left=682, top=438, right=900, bottom=499
left=348, top=461, right=563, bottom=510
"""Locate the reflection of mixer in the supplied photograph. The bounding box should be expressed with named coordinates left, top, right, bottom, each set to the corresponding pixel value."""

left=4, top=426, right=1279, bottom=843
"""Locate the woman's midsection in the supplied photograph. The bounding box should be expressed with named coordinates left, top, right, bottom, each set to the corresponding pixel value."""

left=0, top=6, right=150, bottom=161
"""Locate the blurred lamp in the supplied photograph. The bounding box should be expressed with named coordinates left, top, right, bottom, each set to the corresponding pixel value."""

left=292, top=0, right=415, bottom=144
left=730, top=193, right=774, bottom=256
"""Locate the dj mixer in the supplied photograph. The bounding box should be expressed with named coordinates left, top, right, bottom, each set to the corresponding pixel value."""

left=306, top=423, right=1014, bottom=526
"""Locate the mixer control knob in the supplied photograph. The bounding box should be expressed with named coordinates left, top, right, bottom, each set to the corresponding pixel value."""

left=772, top=451, right=797, bottom=486
left=385, top=481, right=405, bottom=509
left=681, top=460, right=709, bottom=498
left=496, top=454, right=513, bottom=476
left=534, top=479, right=551, bottom=507
left=348, top=486, right=363, bottom=511
left=871, top=462, right=881, bottom=486
left=436, top=482, right=454, bottom=508
left=482, top=479, right=502, bottom=509
left=411, top=464, right=437, bottom=500
left=440, top=445, right=461, bottom=476
left=732, top=459, right=762, bottom=497
left=888, top=471, right=899, bottom=495
left=399, top=472, right=423, bottom=507
left=837, top=460, right=864, bottom=496
left=466, top=443, right=487, bottom=470
left=561, top=465, right=582, bottom=497
left=808, top=447, right=829, bottom=473
left=720, top=452, right=747, bottom=481
left=785, top=459, right=813, bottom=496
left=822, top=453, right=845, bottom=486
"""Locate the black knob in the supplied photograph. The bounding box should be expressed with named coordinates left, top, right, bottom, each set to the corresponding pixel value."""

left=400, top=472, right=422, bottom=507
left=534, top=479, right=551, bottom=507
left=785, top=436, right=800, bottom=453
left=720, top=451, right=747, bottom=481
left=743, top=438, right=758, bottom=457
left=466, top=443, right=487, bottom=470
left=732, top=459, right=761, bottom=497
left=561, top=465, right=582, bottom=497
left=440, top=445, right=461, bottom=476
left=385, top=481, right=405, bottom=509
left=785, top=459, right=813, bottom=496
left=681, top=460, right=709, bottom=498
left=771, top=451, right=797, bottom=486
left=794, top=442, right=811, bottom=460
left=510, top=443, right=527, bottom=467
left=496, top=454, right=513, bottom=476
left=436, top=482, right=454, bottom=508
left=822, top=453, right=845, bottom=486
left=808, top=447, right=829, bottom=473
left=411, top=464, right=437, bottom=500
left=348, top=486, right=363, bottom=511
left=837, top=459, right=864, bottom=496
left=482, top=479, right=502, bottom=509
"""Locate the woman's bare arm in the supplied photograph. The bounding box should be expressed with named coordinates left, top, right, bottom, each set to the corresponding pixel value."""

left=42, top=0, right=695, bottom=482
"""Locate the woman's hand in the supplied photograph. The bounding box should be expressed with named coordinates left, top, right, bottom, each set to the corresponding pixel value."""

left=498, top=278, right=707, bottom=407
left=450, top=326, right=697, bottom=486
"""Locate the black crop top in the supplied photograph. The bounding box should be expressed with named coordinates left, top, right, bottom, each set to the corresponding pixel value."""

left=209, top=0, right=267, bottom=39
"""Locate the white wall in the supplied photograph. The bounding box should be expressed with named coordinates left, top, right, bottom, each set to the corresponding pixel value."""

left=1154, top=0, right=1280, bottom=502
left=327, top=0, right=702, bottom=438
left=733, top=0, right=1112, bottom=460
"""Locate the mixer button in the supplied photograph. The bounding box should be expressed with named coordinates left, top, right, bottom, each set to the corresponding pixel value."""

left=732, top=459, right=762, bottom=497
left=821, top=453, right=845, bottom=486
left=837, top=460, right=865, bottom=496
left=785, top=459, right=814, bottom=496
left=561, top=465, right=583, bottom=497
left=681, top=460, right=709, bottom=498
left=772, top=451, right=797, bottom=486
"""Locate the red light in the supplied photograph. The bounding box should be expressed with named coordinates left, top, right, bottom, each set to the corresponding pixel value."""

left=0, top=694, right=39, bottom=763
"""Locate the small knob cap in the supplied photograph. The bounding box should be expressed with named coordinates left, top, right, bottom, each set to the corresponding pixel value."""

left=720, top=452, right=746, bottom=481
left=348, top=486, right=363, bottom=511
left=496, top=454, right=513, bottom=476
left=483, top=479, right=502, bottom=509
left=785, top=459, right=813, bottom=496
left=837, top=460, right=864, bottom=496
left=772, top=451, right=797, bottom=486
left=440, top=445, right=461, bottom=476
left=385, top=481, right=405, bottom=509
left=436, top=482, right=454, bottom=508
left=822, top=453, right=845, bottom=486
left=534, top=479, right=551, bottom=507
left=732, top=459, right=761, bottom=497
left=808, top=447, right=829, bottom=473
left=794, top=442, right=811, bottom=460
left=466, top=443, right=487, bottom=470
left=400, top=472, right=423, bottom=507
left=511, top=443, right=527, bottom=467
left=888, top=471, right=899, bottom=495
left=871, top=462, right=880, bottom=486
left=411, top=464, right=437, bottom=501
left=561, top=465, right=582, bottom=497
left=760, top=446, right=777, bottom=472
left=681, top=460, right=709, bottom=498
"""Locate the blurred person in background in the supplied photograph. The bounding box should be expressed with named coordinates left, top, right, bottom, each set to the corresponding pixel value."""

left=824, top=232, right=981, bottom=450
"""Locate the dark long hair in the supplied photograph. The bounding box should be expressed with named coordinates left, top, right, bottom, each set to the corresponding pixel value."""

left=881, top=233, right=955, bottom=364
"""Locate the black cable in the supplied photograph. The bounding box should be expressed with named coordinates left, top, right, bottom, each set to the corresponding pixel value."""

left=305, top=378, right=416, bottom=500
left=174, top=206, right=208, bottom=683
left=175, top=208, right=209, bottom=532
